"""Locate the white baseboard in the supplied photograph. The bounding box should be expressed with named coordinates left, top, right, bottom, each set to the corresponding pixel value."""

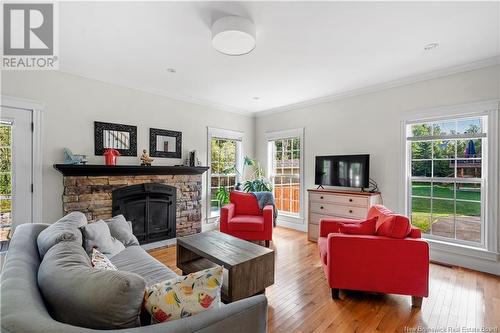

left=276, top=219, right=307, bottom=232
left=141, top=238, right=176, bottom=251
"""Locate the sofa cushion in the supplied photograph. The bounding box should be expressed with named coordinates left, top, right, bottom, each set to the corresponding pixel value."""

left=230, top=191, right=261, bottom=216
left=91, top=248, right=117, bottom=271
left=37, top=241, right=146, bottom=329
left=228, top=215, right=264, bottom=232
left=110, top=245, right=178, bottom=286
left=318, top=236, right=328, bottom=265
left=144, top=266, right=223, bottom=323
left=81, top=220, right=125, bottom=257
left=105, top=215, right=140, bottom=247
left=339, top=217, right=377, bottom=235
left=376, top=214, right=412, bottom=239
left=37, top=211, right=87, bottom=258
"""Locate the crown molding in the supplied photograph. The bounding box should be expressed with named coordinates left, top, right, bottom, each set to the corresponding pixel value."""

left=58, top=56, right=499, bottom=119
left=57, top=65, right=254, bottom=117
left=255, top=56, right=500, bottom=118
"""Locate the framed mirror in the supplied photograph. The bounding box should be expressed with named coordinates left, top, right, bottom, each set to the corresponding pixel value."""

left=149, top=128, right=182, bottom=158
left=94, top=121, right=137, bottom=156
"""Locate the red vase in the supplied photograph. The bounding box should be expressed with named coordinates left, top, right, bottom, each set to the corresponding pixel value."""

left=103, top=148, right=120, bottom=166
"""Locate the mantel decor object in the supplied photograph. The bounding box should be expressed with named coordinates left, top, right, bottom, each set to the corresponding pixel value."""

left=149, top=128, right=182, bottom=159
left=94, top=121, right=137, bottom=156
left=103, top=148, right=120, bottom=166
left=140, top=149, right=154, bottom=166
left=63, top=148, right=87, bottom=165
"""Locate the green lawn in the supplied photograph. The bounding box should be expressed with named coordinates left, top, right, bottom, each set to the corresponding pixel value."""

left=411, top=183, right=481, bottom=232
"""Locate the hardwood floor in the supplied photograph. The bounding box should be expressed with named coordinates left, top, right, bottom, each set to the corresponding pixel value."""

left=149, top=227, right=500, bottom=333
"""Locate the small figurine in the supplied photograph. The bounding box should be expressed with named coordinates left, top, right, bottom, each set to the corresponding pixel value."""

left=140, top=149, right=154, bottom=166
left=103, top=148, right=120, bottom=166
left=63, top=148, right=87, bottom=165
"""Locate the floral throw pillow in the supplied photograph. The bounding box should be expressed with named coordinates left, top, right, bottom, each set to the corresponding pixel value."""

left=144, top=266, right=223, bottom=323
left=91, top=248, right=117, bottom=271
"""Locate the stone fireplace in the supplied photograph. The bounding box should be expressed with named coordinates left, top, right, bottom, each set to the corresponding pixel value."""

left=54, top=165, right=209, bottom=240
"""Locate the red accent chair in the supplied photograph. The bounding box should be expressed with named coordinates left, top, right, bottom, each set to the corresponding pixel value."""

left=220, top=191, right=273, bottom=247
left=318, top=205, right=429, bottom=307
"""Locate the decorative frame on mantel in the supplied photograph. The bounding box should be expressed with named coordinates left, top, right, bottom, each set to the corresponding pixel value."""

left=94, top=121, right=137, bottom=156
left=149, top=128, right=182, bottom=158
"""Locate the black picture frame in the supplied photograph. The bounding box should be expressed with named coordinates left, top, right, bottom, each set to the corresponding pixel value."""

left=149, top=128, right=182, bottom=158
left=94, top=121, right=137, bottom=156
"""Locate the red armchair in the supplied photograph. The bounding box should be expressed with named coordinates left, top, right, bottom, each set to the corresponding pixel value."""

left=318, top=205, right=429, bottom=307
left=220, top=191, right=273, bottom=247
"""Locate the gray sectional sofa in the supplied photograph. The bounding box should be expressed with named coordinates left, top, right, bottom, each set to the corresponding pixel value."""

left=0, top=223, right=268, bottom=333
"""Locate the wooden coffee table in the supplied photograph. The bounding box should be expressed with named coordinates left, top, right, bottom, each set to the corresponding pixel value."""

left=176, top=231, right=275, bottom=303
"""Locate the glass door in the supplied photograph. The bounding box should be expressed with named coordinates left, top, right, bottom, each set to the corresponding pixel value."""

left=0, top=107, right=33, bottom=249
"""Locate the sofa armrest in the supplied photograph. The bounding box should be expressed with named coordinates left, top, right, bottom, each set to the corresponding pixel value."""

left=328, top=234, right=429, bottom=297
left=220, top=203, right=235, bottom=233
left=319, top=218, right=359, bottom=237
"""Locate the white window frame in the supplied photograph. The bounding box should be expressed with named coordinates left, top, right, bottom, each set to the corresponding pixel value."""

left=206, top=127, right=244, bottom=223
left=266, top=128, right=305, bottom=228
left=400, top=100, right=499, bottom=261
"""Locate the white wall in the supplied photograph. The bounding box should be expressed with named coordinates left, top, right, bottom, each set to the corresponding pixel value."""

left=255, top=65, right=500, bottom=274
left=1, top=70, right=255, bottom=225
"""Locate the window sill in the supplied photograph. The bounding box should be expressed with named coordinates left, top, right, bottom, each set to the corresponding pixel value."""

left=425, top=237, right=499, bottom=262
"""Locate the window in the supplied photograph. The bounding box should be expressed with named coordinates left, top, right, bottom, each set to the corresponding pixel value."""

left=406, top=115, right=487, bottom=246
left=0, top=121, right=12, bottom=242
left=267, top=129, right=304, bottom=218
left=207, top=128, right=243, bottom=220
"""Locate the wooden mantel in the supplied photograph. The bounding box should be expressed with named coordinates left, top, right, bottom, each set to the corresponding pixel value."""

left=53, top=164, right=209, bottom=176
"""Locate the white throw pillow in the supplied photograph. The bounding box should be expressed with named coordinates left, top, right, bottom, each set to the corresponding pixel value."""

left=144, top=266, right=223, bottom=323
left=91, top=248, right=117, bottom=271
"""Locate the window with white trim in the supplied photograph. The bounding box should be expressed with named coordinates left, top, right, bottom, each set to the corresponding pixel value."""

left=207, top=128, right=243, bottom=219
left=267, top=129, right=304, bottom=218
left=406, top=115, right=487, bottom=246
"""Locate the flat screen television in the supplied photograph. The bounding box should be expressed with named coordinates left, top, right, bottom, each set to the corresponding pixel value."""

left=315, top=154, right=370, bottom=188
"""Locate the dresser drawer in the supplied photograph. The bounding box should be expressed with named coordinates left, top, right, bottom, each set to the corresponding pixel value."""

left=310, top=213, right=358, bottom=225
left=310, top=202, right=367, bottom=219
left=309, top=193, right=368, bottom=207
left=308, top=224, right=319, bottom=241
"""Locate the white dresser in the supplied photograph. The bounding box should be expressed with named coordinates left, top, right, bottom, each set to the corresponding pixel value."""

left=307, top=189, right=382, bottom=242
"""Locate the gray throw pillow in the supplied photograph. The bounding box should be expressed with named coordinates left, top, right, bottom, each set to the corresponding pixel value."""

left=82, top=220, right=125, bottom=257
left=38, top=241, right=146, bottom=329
left=105, top=215, right=140, bottom=247
left=37, top=211, right=87, bottom=258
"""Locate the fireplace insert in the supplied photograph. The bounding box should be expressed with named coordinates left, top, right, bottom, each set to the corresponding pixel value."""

left=112, top=183, right=176, bottom=244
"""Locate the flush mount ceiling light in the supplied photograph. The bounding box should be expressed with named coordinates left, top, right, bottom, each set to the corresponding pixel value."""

left=212, top=16, right=256, bottom=56
left=424, top=43, right=440, bottom=51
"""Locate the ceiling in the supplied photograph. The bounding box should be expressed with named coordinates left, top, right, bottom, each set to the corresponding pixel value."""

left=59, top=1, right=500, bottom=114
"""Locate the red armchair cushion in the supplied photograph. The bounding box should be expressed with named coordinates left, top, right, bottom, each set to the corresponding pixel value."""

left=229, top=191, right=261, bottom=215
left=339, top=217, right=377, bottom=235
left=228, top=215, right=264, bottom=232
left=367, top=204, right=394, bottom=229
left=376, top=214, right=412, bottom=239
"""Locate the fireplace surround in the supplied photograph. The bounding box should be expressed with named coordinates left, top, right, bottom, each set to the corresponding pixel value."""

left=54, top=164, right=209, bottom=241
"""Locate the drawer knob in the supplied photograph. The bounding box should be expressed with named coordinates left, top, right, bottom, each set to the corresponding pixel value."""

left=349, top=198, right=353, bottom=202
left=349, top=210, right=353, bottom=213
left=320, top=206, right=324, bottom=209
left=320, top=196, right=324, bottom=199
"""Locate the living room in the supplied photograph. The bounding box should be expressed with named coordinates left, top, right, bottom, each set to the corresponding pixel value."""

left=1, top=1, right=499, bottom=332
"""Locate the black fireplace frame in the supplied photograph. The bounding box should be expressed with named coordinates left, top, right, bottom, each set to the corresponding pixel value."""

left=112, top=183, right=176, bottom=244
